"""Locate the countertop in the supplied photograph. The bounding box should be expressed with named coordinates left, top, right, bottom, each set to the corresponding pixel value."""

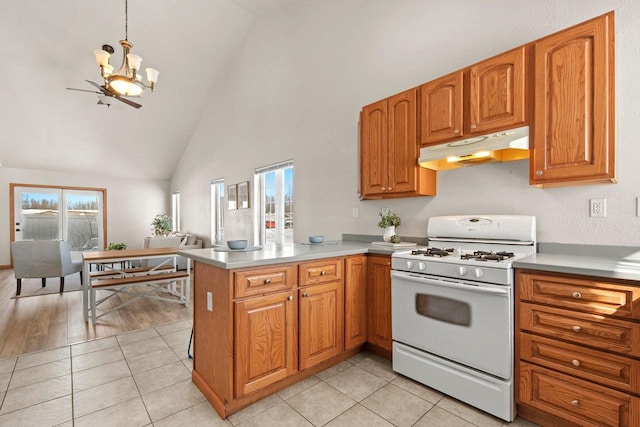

left=178, top=241, right=408, bottom=269
left=514, top=243, right=640, bottom=282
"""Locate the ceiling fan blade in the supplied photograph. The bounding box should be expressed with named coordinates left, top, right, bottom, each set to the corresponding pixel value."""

left=113, top=95, right=142, bottom=109
left=85, top=80, right=110, bottom=95
left=67, top=88, right=101, bottom=94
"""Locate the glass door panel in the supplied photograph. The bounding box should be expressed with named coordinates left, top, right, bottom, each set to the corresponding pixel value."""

left=64, top=190, right=103, bottom=252
left=14, top=187, right=62, bottom=241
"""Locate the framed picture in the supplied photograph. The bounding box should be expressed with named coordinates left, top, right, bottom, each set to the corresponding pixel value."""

left=227, top=184, right=237, bottom=210
left=238, top=181, right=250, bottom=209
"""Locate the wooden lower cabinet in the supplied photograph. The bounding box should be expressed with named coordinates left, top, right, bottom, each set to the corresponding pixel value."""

left=367, top=254, right=392, bottom=356
left=345, top=255, right=367, bottom=350
left=299, top=281, right=344, bottom=370
left=516, top=269, right=640, bottom=427
left=192, top=256, right=364, bottom=419
left=520, top=363, right=640, bottom=427
left=235, top=290, right=297, bottom=397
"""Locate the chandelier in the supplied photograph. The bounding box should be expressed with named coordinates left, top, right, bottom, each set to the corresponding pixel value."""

left=93, top=0, right=159, bottom=97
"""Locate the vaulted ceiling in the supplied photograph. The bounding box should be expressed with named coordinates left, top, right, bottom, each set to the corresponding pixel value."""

left=0, top=0, right=306, bottom=180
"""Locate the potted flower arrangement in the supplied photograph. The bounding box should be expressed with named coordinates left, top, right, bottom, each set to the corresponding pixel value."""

left=378, top=210, right=402, bottom=243
left=151, top=212, right=172, bottom=236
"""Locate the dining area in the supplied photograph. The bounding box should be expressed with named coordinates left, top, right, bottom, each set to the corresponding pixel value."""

left=81, top=246, right=191, bottom=324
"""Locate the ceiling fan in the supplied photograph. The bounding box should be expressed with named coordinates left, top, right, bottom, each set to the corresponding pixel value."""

left=66, top=80, right=142, bottom=109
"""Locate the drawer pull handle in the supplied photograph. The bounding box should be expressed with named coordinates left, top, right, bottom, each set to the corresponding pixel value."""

left=572, top=359, right=581, bottom=367
left=287, top=295, right=293, bottom=301
left=571, top=400, right=580, bottom=407
left=572, top=326, right=581, bottom=333
left=302, top=292, right=309, bottom=297
left=320, top=271, right=326, bottom=276
left=264, top=279, right=271, bottom=284
left=572, top=291, right=581, bottom=299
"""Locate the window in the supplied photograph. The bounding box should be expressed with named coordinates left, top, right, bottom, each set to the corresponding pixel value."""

left=11, top=184, right=106, bottom=253
left=211, top=179, right=225, bottom=244
left=171, top=192, right=180, bottom=232
left=255, top=160, right=294, bottom=245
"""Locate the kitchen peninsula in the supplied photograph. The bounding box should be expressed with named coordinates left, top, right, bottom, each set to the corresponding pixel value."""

left=179, top=241, right=398, bottom=418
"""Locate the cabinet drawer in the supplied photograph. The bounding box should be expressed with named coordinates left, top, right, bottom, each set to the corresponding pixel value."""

left=519, top=362, right=640, bottom=427
left=517, top=271, right=640, bottom=318
left=520, top=333, right=640, bottom=394
left=520, top=303, right=640, bottom=355
left=299, top=258, right=343, bottom=286
left=234, top=264, right=297, bottom=298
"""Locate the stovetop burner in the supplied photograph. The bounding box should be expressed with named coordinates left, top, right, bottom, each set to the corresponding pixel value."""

left=411, top=247, right=454, bottom=257
left=460, top=250, right=515, bottom=262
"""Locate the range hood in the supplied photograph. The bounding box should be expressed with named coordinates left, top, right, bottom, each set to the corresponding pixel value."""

left=419, top=126, right=529, bottom=170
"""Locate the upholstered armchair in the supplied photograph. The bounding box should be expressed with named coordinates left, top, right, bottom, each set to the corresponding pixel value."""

left=10, top=240, right=83, bottom=296
left=142, top=235, right=202, bottom=270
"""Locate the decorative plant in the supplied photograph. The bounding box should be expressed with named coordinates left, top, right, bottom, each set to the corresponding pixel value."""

left=151, top=212, right=172, bottom=236
left=106, top=242, right=127, bottom=250
left=378, top=210, right=402, bottom=228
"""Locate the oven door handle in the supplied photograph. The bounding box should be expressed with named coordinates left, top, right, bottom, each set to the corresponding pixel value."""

left=391, top=271, right=510, bottom=296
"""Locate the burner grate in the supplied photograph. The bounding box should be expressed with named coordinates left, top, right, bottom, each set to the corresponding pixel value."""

left=411, top=247, right=454, bottom=257
left=460, top=250, right=515, bottom=262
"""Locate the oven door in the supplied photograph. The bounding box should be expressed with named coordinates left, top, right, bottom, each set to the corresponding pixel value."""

left=391, top=270, right=512, bottom=379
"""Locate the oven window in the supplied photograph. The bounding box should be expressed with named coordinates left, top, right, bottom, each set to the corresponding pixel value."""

left=415, top=294, right=471, bottom=326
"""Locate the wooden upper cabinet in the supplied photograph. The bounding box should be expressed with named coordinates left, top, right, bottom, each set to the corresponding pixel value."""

left=360, top=89, right=436, bottom=199
left=361, top=99, right=388, bottom=197
left=531, top=12, right=615, bottom=187
left=469, top=46, right=526, bottom=135
left=420, top=71, right=464, bottom=145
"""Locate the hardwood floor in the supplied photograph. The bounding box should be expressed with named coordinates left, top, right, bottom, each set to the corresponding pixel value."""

left=0, top=268, right=193, bottom=359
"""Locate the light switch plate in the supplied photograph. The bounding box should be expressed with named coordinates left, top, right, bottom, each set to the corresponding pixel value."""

left=207, top=292, right=213, bottom=311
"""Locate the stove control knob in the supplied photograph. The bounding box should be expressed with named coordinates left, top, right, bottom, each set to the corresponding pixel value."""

left=417, top=262, right=426, bottom=271
left=474, top=268, right=484, bottom=278
left=406, top=261, right=414, bottom=269
left=458, top=266, right=468, bottom=276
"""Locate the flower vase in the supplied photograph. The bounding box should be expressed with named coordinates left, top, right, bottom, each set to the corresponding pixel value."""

left=383, top=226, right=396, bottom=243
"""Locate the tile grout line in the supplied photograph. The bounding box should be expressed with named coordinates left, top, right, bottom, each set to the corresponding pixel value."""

left=119, top=332, right=154, bottom=426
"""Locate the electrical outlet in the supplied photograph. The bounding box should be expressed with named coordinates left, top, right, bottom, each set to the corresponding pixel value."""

left=590, top=198, right=606, bottom=217
left=352, top=208, right=359, bottom=218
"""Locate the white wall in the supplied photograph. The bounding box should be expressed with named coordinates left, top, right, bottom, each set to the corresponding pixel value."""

left=172, top=0, right=640, bottom=247
left=0, top=167, right=170, bottom=265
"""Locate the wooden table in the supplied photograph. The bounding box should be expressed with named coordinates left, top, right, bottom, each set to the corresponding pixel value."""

left=82, top=247, right=190, bottom=322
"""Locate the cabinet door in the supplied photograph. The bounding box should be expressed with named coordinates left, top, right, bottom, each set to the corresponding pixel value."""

left=420, top=70, right=464, bottom=145
left=345, top=255, right=367, bottom=350
left=361, top=99, right=389, bottom=196
left=299, top=281, right=344, bottom=370
left=531, top=12, right=615, bottom=186
left=235, top=291, right=297, bottom=397
left=367, top=255, right=392, bottom=353
left=388, top=89, right=418, bottom=194
left=469, top=46, right=526, bottom=135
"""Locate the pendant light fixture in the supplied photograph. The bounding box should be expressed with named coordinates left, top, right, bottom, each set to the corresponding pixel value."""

left=93, top=0, right=159, bottom=97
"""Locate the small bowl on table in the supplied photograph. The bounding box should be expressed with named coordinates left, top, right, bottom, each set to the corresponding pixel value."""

left=308, top=235, right=324, bottom=244
left=227, top=240, right=248, bottom=250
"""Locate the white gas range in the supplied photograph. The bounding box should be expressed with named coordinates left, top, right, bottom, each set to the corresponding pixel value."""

left=391, top=215, right=536, bottom=422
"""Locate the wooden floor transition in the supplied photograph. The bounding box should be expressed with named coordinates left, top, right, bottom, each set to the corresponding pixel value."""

left=0, top=268, right=193, bottom=359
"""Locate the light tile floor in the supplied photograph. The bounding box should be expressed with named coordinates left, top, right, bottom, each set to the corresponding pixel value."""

left=0, top=320, right=539, bottom=426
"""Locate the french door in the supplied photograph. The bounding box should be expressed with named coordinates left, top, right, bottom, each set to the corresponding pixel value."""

left=11, top=184, right=106, bottom=254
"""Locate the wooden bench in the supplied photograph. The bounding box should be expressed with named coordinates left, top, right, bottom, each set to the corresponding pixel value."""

left=90, top=265, right=174, bottom=279
left=90, top=271, right=190, bottom=323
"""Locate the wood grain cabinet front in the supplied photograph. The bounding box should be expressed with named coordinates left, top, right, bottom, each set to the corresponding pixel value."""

left=516, top=269, right=640, bottom=427
left=344, top=255, right=367, bottom=351
left=420, top=46, right=527, bottom=147
left=530, top=12, right=615, bottom=187
left=234, top=290, right=297, bottom=397
left=360, top=89, right=436, bottom=199
left=234, top=264, right=296, bottom=298
left=366, top=254, right=392, bottom=356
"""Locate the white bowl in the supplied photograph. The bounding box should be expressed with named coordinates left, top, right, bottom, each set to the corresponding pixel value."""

left=227, top=240, right=248, bottom=250
left=308, top=235, right=324, bottom=244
